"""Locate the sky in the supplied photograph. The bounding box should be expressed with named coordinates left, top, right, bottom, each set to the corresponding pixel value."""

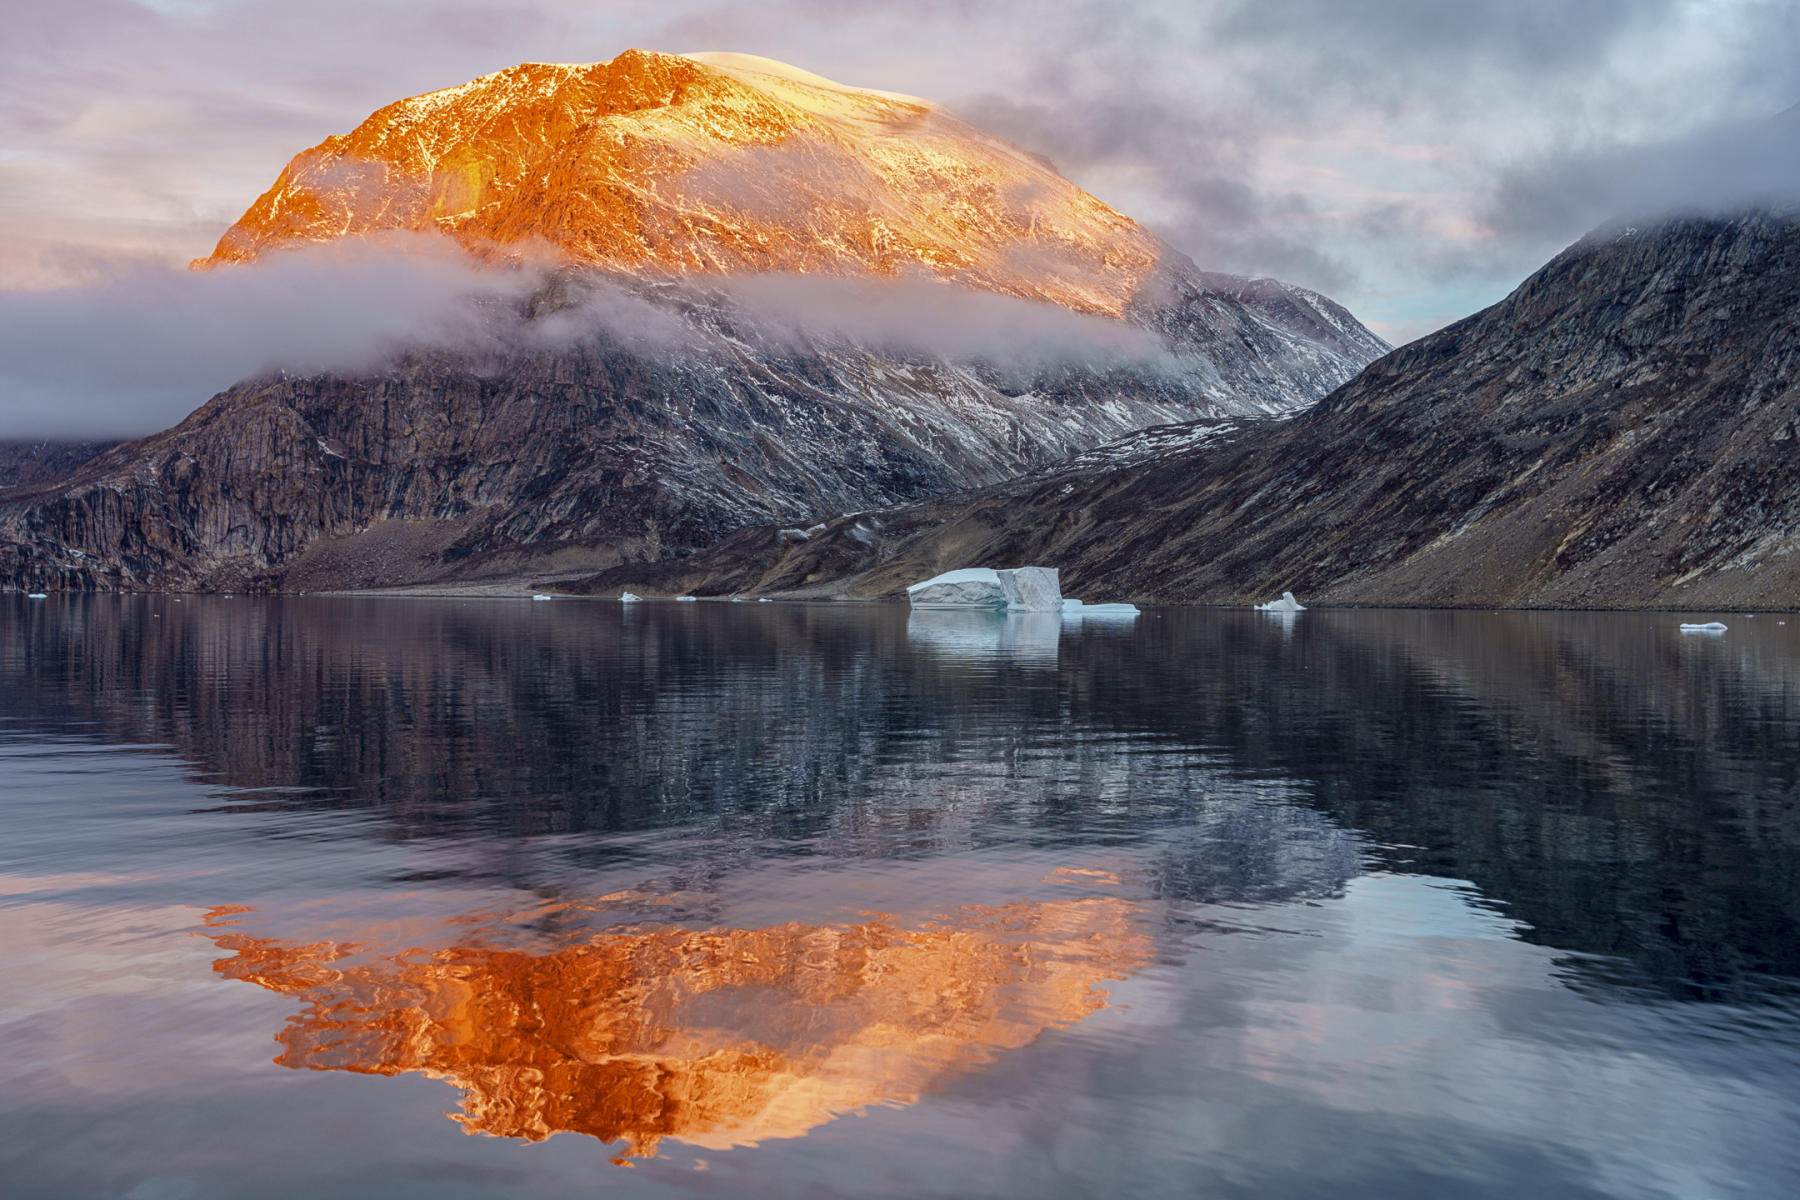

left=2, top=0, right=1798, bottom=435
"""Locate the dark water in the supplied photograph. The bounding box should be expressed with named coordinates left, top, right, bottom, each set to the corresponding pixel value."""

left=2, top=595, right=1798, bottom=1199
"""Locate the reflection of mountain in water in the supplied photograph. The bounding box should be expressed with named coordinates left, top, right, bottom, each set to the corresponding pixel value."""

left=4, top=596, right=1798, bottom=1001
left=202, top=893, right=1148, bottom=1159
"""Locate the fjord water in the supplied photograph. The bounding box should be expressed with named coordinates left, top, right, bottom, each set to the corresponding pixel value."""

left=2, top=598, right=1797, bottom=1199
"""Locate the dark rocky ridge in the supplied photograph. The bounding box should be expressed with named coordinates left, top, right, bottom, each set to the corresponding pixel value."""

left=577, top=212, right=1800, bottom=609
left=0, top=269, right=1384, bottom=592
left=0, top=440, right=118, bottom=490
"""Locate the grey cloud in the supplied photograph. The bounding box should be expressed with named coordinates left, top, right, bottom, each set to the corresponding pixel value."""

left=1483, top=108, right=1800, bottom=244
left=0, top=236, right=542, bottom=439
left=0, top=239, right=1173, bottom=441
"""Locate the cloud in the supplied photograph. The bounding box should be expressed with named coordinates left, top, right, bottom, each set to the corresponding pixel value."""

left=1482, top=107, right=1800, bottom=243
left=0, top=236, right=540, bottom=439
left=0, top=235, right=1180, bottom=441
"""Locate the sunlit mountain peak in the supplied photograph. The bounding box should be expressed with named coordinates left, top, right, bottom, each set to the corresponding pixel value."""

left=198, top=49, right=1164, bottom=316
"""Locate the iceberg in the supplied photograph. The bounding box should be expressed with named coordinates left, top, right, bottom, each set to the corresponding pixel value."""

left=675, top=595, right=699, bottom=602
left=1255, top=591, right=1306, bottom=613
left=1678, top=621, right=1728, bottom=633
left=906, top=566, right=1062, bottom=612
left=1062, top=599, right=1140, bottom=620
left=26, top=592, right=47, bottom=599
left=532, top=594, right=553, bottom=601
left=619, top=592, right=641, bottom=603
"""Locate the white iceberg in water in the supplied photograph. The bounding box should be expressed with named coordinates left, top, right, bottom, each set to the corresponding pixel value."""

left=619, top=592, right=641, bottom=603
left=1679, top=621, right=1728, bottom=633
left=26, top=592, right=47, bottom=599
left=906, top=566, right=1062, bottom=612
left=532, top=594, right=553, bottom=601
left=675, top=595, right=699, bottom=602
left=1255, top=591, right=1306, bottom=613
left=1062, top=598, right=1140, bottom=619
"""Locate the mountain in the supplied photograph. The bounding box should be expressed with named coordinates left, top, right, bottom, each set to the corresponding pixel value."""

left=573, top=212, right=1800, bottom=609
left=199, top=49, right=1383, bottom=392
left=0, top=50, right=1386, bottom=593
left=0, top=440, right=116, bottom=490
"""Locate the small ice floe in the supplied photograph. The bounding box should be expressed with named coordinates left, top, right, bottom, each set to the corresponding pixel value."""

left=1679, top=621, right=1728, bottom=634
left=619, top=592, right=641, bottom=603
left=730, top=596, right=745, bottom=602
left=906, top=566, right=1062, bottom=612
left=532, top=594, right=553, bottom=601
left=758, top=598, right=773, bottom=603
left=1255, top=591, right=1306, bottom=613
left=1062, top=598, right=1140, bottom=620
left=26, top=592, right=47, bottom=599
left=675, top=595, right=698, bottom=602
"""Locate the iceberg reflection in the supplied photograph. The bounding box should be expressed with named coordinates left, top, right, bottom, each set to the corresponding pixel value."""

left=905, top=609, right=1062, bottom=665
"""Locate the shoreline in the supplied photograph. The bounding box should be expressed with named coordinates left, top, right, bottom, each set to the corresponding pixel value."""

left=9, top=586, right=1796, bottom=614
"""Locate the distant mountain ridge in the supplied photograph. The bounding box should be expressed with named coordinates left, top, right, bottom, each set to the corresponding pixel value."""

left=570, top=211, right=1800, bottom=609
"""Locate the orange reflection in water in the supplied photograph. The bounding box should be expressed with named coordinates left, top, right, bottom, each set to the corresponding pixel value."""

left=202, top=894, right=1148, bottom=1159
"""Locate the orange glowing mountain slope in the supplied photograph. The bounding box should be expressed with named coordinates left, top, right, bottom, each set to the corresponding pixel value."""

left=203, top=895, right=1149, bottom=1159
left=198, top=50, right=1166, bottom=316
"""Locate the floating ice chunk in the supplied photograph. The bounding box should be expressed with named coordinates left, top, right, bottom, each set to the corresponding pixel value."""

left=730, top=596, right=745, bottom=602
left=26, top=592, right=47, bottom=599
left=908, top=568, right=1010, bottom=610
left=619, top=592, right=641, bottom=603
left=1255, top=591, right=1306, bottom=613
left=1001, top=567, right=1062, bottom=612
left=1063, top=598, right=1140, bottom=619
left=532, top=594, right=553, bottom=601
left=1679, top=622, right=1728, bottom=633
left=758, top=598, right=773, bottom=603
left=675, top=595, right=698, bottom=602
left=907, top=566, right=1062, bottom=612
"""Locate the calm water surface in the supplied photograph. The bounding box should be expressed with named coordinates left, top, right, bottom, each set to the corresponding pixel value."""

left=2, top=596, right=1798, bottom=1198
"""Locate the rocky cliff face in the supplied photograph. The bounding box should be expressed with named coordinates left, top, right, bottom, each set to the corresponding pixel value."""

left=0, top=51, right=1387, bottom=593
left=592, top=212, right=1800, bottom=609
